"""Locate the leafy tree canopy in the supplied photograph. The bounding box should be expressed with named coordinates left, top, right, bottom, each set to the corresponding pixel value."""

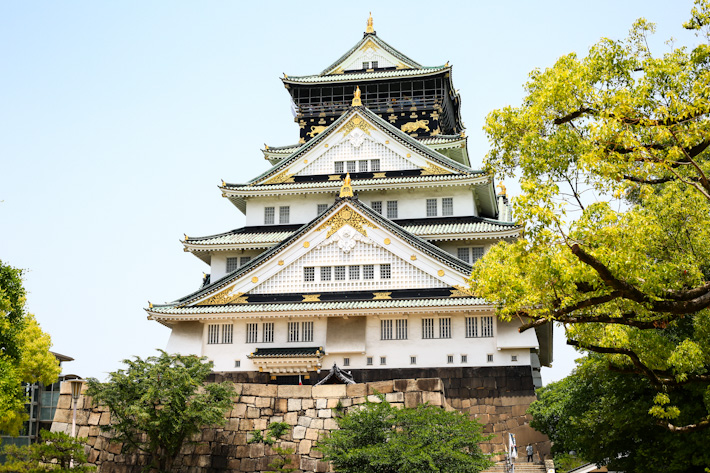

left=0, top=261, right=60, bottom=435
left=0, top=430, right=95, bottom=473
left=529, top=355, right=710, bottom=473
left=86, top=351, right=235, bottom=473
left=472, top=0, right=710, bottom=431
left=317, top=395, right=493, bottom=473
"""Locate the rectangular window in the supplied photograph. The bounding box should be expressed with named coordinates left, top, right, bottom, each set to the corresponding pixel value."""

left=371, top=201, right=383, bottom=214
left=302, top=321, right=314, bottom=342
left=246, top=323, right=258, bottom=343
left=472, top=247, right=485, bottom=263
left=461, top=354, right=468, bottom=363
left=367, top=356, right=373, bottom=366
left=343, top=357, right=350, bottom=367
left=370, top=159, right=380, bottom=172
left=264, top=207, right=275, bottom=225
left=511, top=355, right=518, bottom=362
left=380, top=356, right=386, bottom=365
left=240, top=256, right=251, bottom=267
left=317, top=203, right=328, bottom=214
left=422, top=318, right=435, bottom=339
left=362, top=61, right=369, bottom=69
left=363, top=264, right=374, bottom=280
left=487, top=354, right=494, bottom=363
left=349, top=265, right=360, bottom=280
left=395, top=319, right=408, bottom=340
left=320, top=266, right=332, bottom=281
left=439, top=318, right=451, bottom=339
left=335, top=161, right=344, bottom=173
left=386, top=200, right=398, bottom=218
left=262, top=322, right=274, bottom=343
left=279, top=206, right=290, bottom=224
left=288, top=322, right=300, bottom=342
left=410, top=356, right=417, bottom=365
left=222, top=324, right=233, bottom=344
left=371, top=60, right=378, bottom=69
left=447, top=355, right=454, bottom=364
left=234, top=360, right=241, bottom=368
left=226, top=257, right=239, bottom=273
left=466, top=317, right=479, bottom=338
left=426, top=198, right=438, bottom=217
left=304, top=267, right=315, bottom=282
left=334, top=266, right=346, bottom=281
left=347, top=161, right=356, bottom=173
left=381, top=319, right=393, bottom=340
left=482, top=316, right=494, bottom=337
left=457, top=248, right=470, bottom=263
left=442, top=197, right=453, bottom=216
left=207, top=324, right=219, bottom=344
left=380, top=264, right=391, bottom=279
left=359, top=160, right=368, bottom=172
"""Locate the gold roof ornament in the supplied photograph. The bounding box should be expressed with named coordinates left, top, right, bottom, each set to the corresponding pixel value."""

left=497, top=182, right=507, bottom=196
left=340, top=173, right=354, bottom=198
left=352, top=86, right=362, bottom=106
left=365, top=12, right=374, bottom=34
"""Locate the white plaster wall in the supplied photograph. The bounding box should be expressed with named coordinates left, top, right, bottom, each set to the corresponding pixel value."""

left=211, top=250, right=263, bottom=281
left=165, top=322, right=204, bottom=355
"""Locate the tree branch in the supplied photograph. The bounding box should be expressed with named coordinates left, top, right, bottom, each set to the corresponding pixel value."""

left=665, top=418, right=710, bottom=433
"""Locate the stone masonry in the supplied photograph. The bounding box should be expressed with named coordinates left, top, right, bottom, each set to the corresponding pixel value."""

left=52, top=376, right=548, bottom=473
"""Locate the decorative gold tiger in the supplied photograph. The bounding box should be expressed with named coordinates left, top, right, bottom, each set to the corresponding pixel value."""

left=307, top=125, right=328, bottom=137
left=401, top=120, right=430, bottom=133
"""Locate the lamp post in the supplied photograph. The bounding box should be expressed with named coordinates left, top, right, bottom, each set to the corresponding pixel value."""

left=68, top=379, right=85, bottom=468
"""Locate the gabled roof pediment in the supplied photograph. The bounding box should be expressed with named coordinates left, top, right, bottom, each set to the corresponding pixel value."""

left=320, top=34, right=423, bottom=76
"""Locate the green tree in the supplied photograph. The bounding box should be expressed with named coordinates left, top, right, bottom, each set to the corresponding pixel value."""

left=0, top=430, right=95, bottom=473
left=317, top=395, right=493, bottom=473
left=86, top=351, right=235, bottom=473
left=248, top=422, right=297, bottom=473
left=472, top=0, right=710, bottom=431
left=529, top=355, right=710, bottom=472
left=0, top=261, right=60, bottom=435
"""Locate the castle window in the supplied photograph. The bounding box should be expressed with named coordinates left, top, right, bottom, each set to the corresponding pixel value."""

left=487, top=354, right=494, bottom=363
left=347, top=160, right=357, bottom=173
left=380, top=356, right=386, bottom=365
left=381, top=319, right=393, bottom=340
left=304, top=267, right=315, bottom=282
left=207, top=324, right=219, bottom=344
left=240, top=256, right=251, bottom=267
left=359, top=160, right=368, bottom=172
left=226, top=257, right=239, bottom=273
left=482, top=316, right=494, bottom=337
left=422, top=318, right=435, bottom=339
left=371, top=201, right=383, bottom=214
left=380, top=264, right=391, bottom=279
left=234, top=360, right=241, bottom=368
left=457, top=247, right=485, bottom=264
left=386, top=201, right=398, bottom=218
left=371, top=60, right=378, bottom=69
left=335, top=161, right=344, bottom=173
left=395, top=319, right=408, bottom=340
left=447, top=355, right=454, bottom=364
left=320, top=266, right=332, bottom=281
left=410, top=356, right=417, bottom=365
left=362, top=61, right=369, bottom=69
left=461, top=354, right=468, bottom=363
left=302, top=321, right=314, bottom=342
left=511, top=355, right=518, bottom=362
left=426, top=198, right=437, bottom=217
left=367, top=356, right=373, bottom=366
left=262, top=322, right=274, bottom=343
left=349, top=265, right=360, bottom=280
left=288, top=322, right=300, bottom=342
left=317, top=204, right=328, bottom=214
left=439, top=318, right=451, bottom=339
left=334, top=266, right=346, bottom=281
left=279, top=206, right=290, bottom=224
left=246, top=323, right=258, bottom=343
left=343, top=357, right=350, bottom=367
left=363, top=265, right=374, bottom=280
left=222, top=324, right=233, bottom=344
left=207, top=324, right=232, bottom=344
left=264, top=207, right=275, bottom=225
left=465, top=317, right=479, bottom=338
left=442, top=197, right=453, bottom=216
left=371, top=159, right=380, bottom=171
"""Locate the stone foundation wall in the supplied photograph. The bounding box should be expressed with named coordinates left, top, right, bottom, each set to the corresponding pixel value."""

left=52, top=375, right=549, bottom=473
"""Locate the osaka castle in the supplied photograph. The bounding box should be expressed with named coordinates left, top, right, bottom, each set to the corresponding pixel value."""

left=146, top=15, right=552, bottom=388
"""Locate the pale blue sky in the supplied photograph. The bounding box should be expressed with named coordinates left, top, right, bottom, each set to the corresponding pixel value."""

left=0, top=1, right=695, bottom=381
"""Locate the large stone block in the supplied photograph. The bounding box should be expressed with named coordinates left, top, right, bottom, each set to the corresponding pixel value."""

left=246, top=406, right=260, bottom=418
left=317, top=409, right=332, bottom=418
left=277, top=384, right=312, bottom=398
left=315, top=398, right=328, bottom=409
left=416, top=378, right=443, bottom=392
left=230, top=403, right=247, bottom=418
left=385, top=392, right=404, bottom=403
left=255, top=396, right=273, bottom=408
left=284, top=412, right=298, bottom=425
left=275, top=398, right=288, bottom=413
left=298, top=416, right=311, bottom=428
left=293, top=425, right=307, bottom=440
left=242, top=383, right=277, bottom=397
left=346, top=383, right=367, bottom=397
left=298, top=439, right=312, bottom=455
left=312, top=384, right=346, bottom=398
left=323, top=418, right=338, bottom=430
left=367, top=381, right=393, bottom=394
left=287, top=398, right=302, bottom=411
left=404, top=392, right=422, bottom=408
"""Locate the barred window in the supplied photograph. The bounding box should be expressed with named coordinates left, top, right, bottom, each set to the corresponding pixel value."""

left=302, top=321, right=314, bottom=342
left=447, top=355, right=454, bottom=364
left=482, top=316, right=494, bottom=337
left=465, top=317, right=479, bottom=338
left=334, top=266, right=346, bottom=281
left=359, top=160, right=368, bottom=172
left=457, top=247, right=470, bottom=263
left=234, top=360, right=241, bottom=368
left=442, top=197, right=453, bottom=216
left=222, top=324, right=233, bottom=344
left=386, top=200, right=398, bottom=218
left=487, top=354, right=494, bottom=363
left=426, top=198, right=437, bottom=217
left=343, top=357, right=350, bottom=367
left=349, top=265, right=360, bottom=280
left=410, top=356, right=417, bottom=365
left=472, top=247, right=485, bottom=263
left=317, top=204, right=328, bottom=214
left=363, top=264, right=374, bottom=280
left=262, top=322, right=274, bottom=343
left=362, top=61, right=369, bottom=69
left=367, top=356, right=373, bottom=366
left=381, top=319, right=393, bottom=340
left=320, top=266, right=332, bottom=281
left=395, top=319, right=407, bottom=340
left=511, top=355, right=518, bottom=362
left=334, top=161, right=344, bottom=173
left=226, top=257, right=239, bottom=273
left=461, top=354, right=468, bottom=363
left=279, top=206, right=290, bottom=224
left=371, top=201, right=383, bottom=214
left=207, top=324, right=219, bottom=344
left=380, top=264, right=391, bottom=279
left=304, top=267, right=315, bottom=282
left=371, top=159, right=380, bottom=171
left=246, top=323, right=258, bottom=343
left=264, top=207, right=275, bottom=225
left=288, top=322, right=300, bottom=342
left=439, top=318, right=452, bottom=339
left=240, top=256, right=251, bottom=267
left=457, top=247, right=486, bottom=263
left=347, top=160, right=356, bottom=173
left=422, top=318, right=435, bottom=339
left=372, top=60, right=378, bottom=68
left=380, top=356, right=386, bottom=365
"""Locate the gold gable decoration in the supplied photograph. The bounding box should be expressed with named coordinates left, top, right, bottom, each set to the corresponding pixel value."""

left=264, top=168, right=295, bottom=184
left=365, top=12, right=374, bottom=34
left=197, top=286, right=248, bottom=306
left=420, top=162, right=453, bottom=176
left=450, top=285, right=475, bottom=298
left=316, top=205, right=377, bottom=238
left=359, top=38, right=377, bottom=52
left=340, top=114, right=373, bottom=136
left=340, top=173, right=354, bottom=198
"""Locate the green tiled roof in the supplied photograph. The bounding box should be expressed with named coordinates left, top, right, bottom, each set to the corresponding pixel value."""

left=284, top=66, right=448, bottom=84
left=248, top=347, right=324, bottom=358
left=187, top=231, right=292, bottom=246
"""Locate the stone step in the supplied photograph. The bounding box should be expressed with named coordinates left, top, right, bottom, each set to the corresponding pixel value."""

left=482, top=462, right=548, bottom=473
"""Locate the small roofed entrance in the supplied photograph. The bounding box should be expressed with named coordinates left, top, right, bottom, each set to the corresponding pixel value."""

left=247, top=347, right=325, bottom=385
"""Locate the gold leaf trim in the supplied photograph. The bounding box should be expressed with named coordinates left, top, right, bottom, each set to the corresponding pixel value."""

left=340, top=115, right=374, bottom=137
left=373, top=292, right=392, bottom=300
left=264, top=168, right=295, bottom=184
left=316, top=205, right=377, bottom=238
left=373, top=172, right=386, bottom=178
left=421, top=163, right=453, bottom=176
left=451, top=285, right=475, bottom=297
left=384, top=238, right=391, bottom=245
left=437, top=270, right=445, bottom=277
left=197, top=287, right=248, bottom=306
left=302, top=294, right=321, bottom=302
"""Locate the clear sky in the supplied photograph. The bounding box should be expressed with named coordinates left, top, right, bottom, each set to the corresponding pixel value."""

left=0, top=1, right=696, bottom=382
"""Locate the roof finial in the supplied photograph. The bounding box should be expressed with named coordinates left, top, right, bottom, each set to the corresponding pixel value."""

left=366, top=12, right=374, bottom=34
left=497, top=182, right=507, bottom=197
left=340, top=173, right=354, bottom=198
left=351, top=86, right=362, bottom=106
